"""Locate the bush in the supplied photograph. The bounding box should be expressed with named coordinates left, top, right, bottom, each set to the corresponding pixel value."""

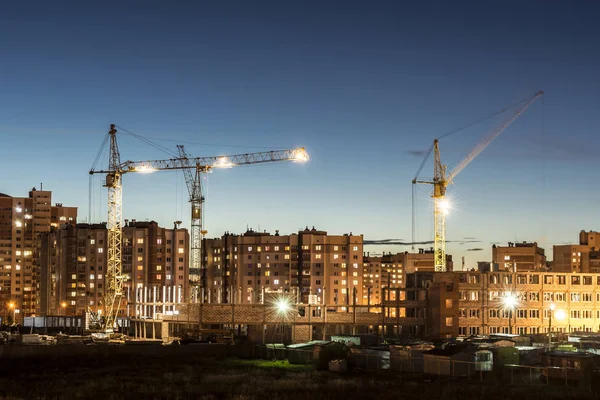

left=316, top=343, right=349, bottom=370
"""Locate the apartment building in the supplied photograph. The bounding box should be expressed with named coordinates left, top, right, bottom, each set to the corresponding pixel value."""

left=39, top=220, right=189, bottom=317
left=362, top=250, right=453, bottom=305
left=202, top=227, right=363, bottom=306
left=456, top=270, right=600, bottom=336
left=553, top=231, right=600, bottom=273
left=0, top=187, right=77, bottom=322
left=492, top=242, right=547, bottom=272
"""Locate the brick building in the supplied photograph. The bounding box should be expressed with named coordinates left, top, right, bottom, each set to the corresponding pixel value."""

left=39, top=220, right=189, bottom=318
left=0, top=187, right=77, bottom=323
left=202, top=227, right=363, bottom=306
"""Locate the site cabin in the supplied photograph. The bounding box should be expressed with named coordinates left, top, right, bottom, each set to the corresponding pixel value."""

left=542, top=351, right=599, bottom=381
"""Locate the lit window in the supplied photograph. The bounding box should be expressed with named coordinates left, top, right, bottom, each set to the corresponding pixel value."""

left=157, top=239, right=162, bottom=244
left=90, top=274, right=95, bottom=280
left=98, top=248, right=103, bottom=253
left=71, top=274, right=76, bottom=279
left=274, top=279, right=279, bottom=285
left=15, top=221, right=22, bottom=228
left=15, top=206, right=22, bottom=213
left=334, top=254, right=339, bottom=259
left=265, top=271, right=270, bottom=277
left=315, top=254, right=322, bottom=259
left=157, top=274, right=162, bottom=279
left=137, top=238, right=144, bottom=244
left=248, top=246, right=252, bottom=251
left=59, top=216, right=66, bottom=221
left=578, top=252, right=581, bottom=257
left=137, top=265, right=143, bottom=270
left=90, top=239, right=95, bottom=244
left=157, top=265, right=162, bottom=271
left=257, top=246, right=262, bottom=252
left=504, top=255, right=510, bottom=261
left=24, top=251, right=32, bottom=257
left=97, top=274, right=103, bottom=280
left=342, top=280, right=347, bottom=285
left=137, top=256, right=143, bottom=262
left=353, top=246, right=358, bottom=251
left=15, top=251, right=21, bottom=256
left=274, top=246, right=279, bottom=251
left=166, top=275, right=172, bottom=280
left=573, top=258, right=577, bottom=263
left=446, top=317, right=453, bottom=327
left=284, top=254, right=290, bottom=260
left=334, top=246, right=339, bottom=251
left=24, top=214, right=32, bottom=219
left=353, top=280, right=358, bottom=285
left=178, top=248, right=184, bottom=254
left=315, top=245, right=321, bottom=250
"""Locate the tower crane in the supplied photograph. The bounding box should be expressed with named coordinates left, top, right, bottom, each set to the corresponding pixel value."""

left=412, top=91, right=543, bottom=272
left=90, top=124, right=309, bottom=331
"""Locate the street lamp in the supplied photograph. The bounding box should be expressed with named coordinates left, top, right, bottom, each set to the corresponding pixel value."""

left=548, top=303, right=555, bottom=351
left=8, top=302, right=15, bottom=325
left=61, top=302, right=67, bottom=316
left=502, top=293, right=518, bottom=334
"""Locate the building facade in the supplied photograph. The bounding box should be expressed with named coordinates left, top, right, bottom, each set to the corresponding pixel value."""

left=492, top=242, right=547, bottom=272
left=456, top=270, right=600, bottom=336
left=553, top=231, right=600, bottom=273
left=362, top=250, right=453, bottom=305
left=39, top=220, right=189, bottom=318
left=202, top=227, right=363, bottom=306
left=0, top=187, right=77, bottom=323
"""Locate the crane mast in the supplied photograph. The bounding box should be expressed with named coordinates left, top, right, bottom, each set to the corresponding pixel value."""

left=176, top=145, right=208, bottom=302
left=91, top=128, right=309, bottom=330
left=104, top=124, right=124, bottom=332
left=414, top=91, right=543, bottom=272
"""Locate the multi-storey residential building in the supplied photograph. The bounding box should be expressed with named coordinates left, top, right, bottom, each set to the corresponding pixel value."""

left=492, top=242, right=547, bottom=272
left=39, top=220, right=189, bottom=318
left=0, top=187, right=77, bottom=322
left=362, top=250, right=453, bottom=305
left=553, top=231, right=600, bottom=273
left=456, top=270, right=600, bottom=336
left=202, top=227, right=363, bottom=306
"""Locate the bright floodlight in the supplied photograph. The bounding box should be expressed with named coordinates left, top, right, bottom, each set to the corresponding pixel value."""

left=134, top=164, right=156, bottom=174
left=549, top=303, right=556, bottom=311
left=276, top=298, right=291, bottom=315
left=292, top=148, right=309, bottom=162
left=502, top=292, right=518, bottom=309
left=555, top=309, right=566, bottom=321
left=214, top=156, right=234, bottom=168
left=439, top=198, right=451, bottom=215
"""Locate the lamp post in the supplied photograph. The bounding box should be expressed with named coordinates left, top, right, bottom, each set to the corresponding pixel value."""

left=502, top=293, right=517, bottom=335
left=8, top=302, right=15, bottom=324
left=548, top=303, right=555, bottom=351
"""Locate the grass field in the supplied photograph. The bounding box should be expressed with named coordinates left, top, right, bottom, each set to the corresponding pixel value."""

left=0, top=354, right=596, bottom=400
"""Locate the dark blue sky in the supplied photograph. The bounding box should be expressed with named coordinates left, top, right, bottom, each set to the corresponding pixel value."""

left=1, top=1, right=599, bottom=267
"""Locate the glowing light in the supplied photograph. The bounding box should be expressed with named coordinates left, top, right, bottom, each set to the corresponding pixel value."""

left=292, top=148, right=309, bottom=162
left=549, top=303, right=556, bottom=311
left=276, top=298, right=291, bottom=315
left=501, top=292, right=518, bottom=310
left=134, top=164, right=156, bottom=174
left=61, top=302, right=67, bottom=308
left=8, top=302, right=15, bottom=309
left=439, top=198, right=451, bottom=215
left=214, top=156, right=234, bottom=168
left=15, top=207, right=22, bottom=213
left=15, top=221, right=22, bottom=228
left=555, top=309, right=566, bottom=321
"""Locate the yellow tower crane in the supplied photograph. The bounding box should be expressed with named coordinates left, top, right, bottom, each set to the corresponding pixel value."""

left=412, top=91, right=543, bottom=272
left=90, top=125, right=309, bottom=331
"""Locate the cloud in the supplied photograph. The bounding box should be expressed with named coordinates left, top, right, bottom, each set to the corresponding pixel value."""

left=466, top=248, right=484, bottom=252
left=364, top=239, right=480, bottom=246
left=407, top=150, right=426, bottom=157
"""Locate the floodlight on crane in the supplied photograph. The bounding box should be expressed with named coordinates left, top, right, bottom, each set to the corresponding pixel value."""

left=412, top=91, right=543, bottom=272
